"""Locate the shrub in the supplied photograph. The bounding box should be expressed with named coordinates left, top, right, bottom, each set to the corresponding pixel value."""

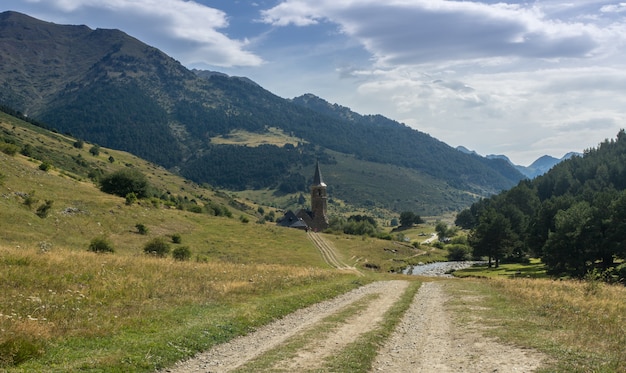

left=88, top=237, right=115, bottom=253
left=172, top=246, right=191, bottom=261
left=89, top=145, right=100, bottom=156
left=187, top=205, right=203, bottom=213
left=22, top=191, right=38, bottom=208
left=447, top=244, right=472, bottom=261
left=35, top=200, right=53, bottom=218
left=143, top=238, right=170, bottom=257
left=171, top=233, right=182, bottom=244
left=135, top=223, right=148, bottom=235
left=38, top=162, right=51, bottom=172
left=99, top=169, right=150, bottom=198
left=239, top=215, right=249, bottom=223
left=73, top=140, right=84, bottom=149
left=125, top=192, right=137, bottom=205
left=0, top=142, right=19, bottom=156
left=20, top=144, right=33, bottom=157
left=0, top=335, right=44, bottom=367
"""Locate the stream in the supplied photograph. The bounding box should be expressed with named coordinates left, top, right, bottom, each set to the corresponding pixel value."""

left=403, top=261, right=485, bottom=277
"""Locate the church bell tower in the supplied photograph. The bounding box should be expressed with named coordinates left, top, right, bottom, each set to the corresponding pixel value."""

left=310, top=161, right=329, bottom=230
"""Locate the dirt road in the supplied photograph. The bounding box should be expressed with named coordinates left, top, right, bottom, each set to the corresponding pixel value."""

left=164, top=280, right=545, bottom=372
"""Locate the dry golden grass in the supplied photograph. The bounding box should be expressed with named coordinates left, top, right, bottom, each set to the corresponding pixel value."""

left=462, top=277, right=626, bottom=372
left=0, top=245, right=351, bottom=370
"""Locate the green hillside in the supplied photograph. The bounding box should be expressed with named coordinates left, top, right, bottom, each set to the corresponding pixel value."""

left=0, top=106, right=434, bottom=371
left=0, top=11, right=524, bottom=216
left=459, top=130, right=626, bottom=280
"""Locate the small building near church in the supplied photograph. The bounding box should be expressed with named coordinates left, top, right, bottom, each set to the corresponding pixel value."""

left=277, top=162, right=330, bottom=231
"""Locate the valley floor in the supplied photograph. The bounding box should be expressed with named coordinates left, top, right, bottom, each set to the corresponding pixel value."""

left=162, top=280, right=545, bottom=373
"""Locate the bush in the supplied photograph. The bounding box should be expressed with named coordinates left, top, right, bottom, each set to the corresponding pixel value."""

left=135, top=223, right=148, bottom=235
left=172, top=246, right=191, bottom=261
left=99, top=169, right=150, bottom=198
left=35, top=200, right=53, bottom=218
left=89, top=145, right=100, bottom=156
left=88, top=237, right=115, bottom=253
left=20, top=144, right=33, bottom=157
left=143, top=238, right=170, bottom=257
left=0, top=142, right=19, bottom=156
left=0, top=334, right=46, bottom=367
left=22, top=191, right=38, bottom=208
left=447, top=244, right=472, bottom=261
left=39, top=162, right=51, bottom=172
left=171, top=233, right=182, bottom=244
left=125, top=192, right=137, bottom=206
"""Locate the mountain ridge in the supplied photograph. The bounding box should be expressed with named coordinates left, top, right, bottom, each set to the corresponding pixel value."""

left=0, top=11, right=525, bottom=214
left=457, top=145, right=580, bottom=179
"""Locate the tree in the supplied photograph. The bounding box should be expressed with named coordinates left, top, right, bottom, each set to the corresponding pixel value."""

left=399, top=211, right=423, bottom=227
left=455, top=209, right=476, bottom=229
left=89, top=144, right=100, bottom=156
left=542, top=201, right=595, bottom=276
left=435, top=221, right=457, bottom=241
left=469, top=208, right=514, bottom=267
left=100, top=169, right=150, bottom=198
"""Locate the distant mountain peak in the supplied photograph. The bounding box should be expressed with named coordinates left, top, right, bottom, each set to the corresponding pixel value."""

left=456, top=145, right=581, bottom=179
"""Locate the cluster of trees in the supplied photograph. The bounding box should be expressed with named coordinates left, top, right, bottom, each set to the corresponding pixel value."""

left=458, top=130, right=626, bottom=281
left=399, top=211, right=424, bottom=228
left=327, top=214, right=395, bottom=239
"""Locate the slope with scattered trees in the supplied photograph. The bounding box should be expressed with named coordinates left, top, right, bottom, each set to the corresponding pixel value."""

left=0, top=11, right=524, bottom=216
left=458, top=130, right=626, bottom=281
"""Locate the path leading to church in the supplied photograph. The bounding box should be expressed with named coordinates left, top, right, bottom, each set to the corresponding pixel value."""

left=307, top=231, right=362, bottom=275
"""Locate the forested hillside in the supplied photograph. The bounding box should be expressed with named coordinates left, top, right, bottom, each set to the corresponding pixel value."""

left=458, top=130, right=626, bottom=281
left=0, top=11, right=524, bottom=215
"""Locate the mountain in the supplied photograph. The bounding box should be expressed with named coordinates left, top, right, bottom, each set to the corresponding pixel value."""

left=0, top=11, right=525, bottom=215
left=458, top=144, right=580, bottom=179
left=490, top=153, right=581, bottom=179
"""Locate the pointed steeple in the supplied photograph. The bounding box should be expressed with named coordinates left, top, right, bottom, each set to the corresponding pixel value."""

left=313, top=161, right=326, bottom=187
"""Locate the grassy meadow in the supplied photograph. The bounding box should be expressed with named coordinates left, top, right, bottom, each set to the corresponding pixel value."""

left=447, top=277, right=626, bottom=372
left=0, top=113, right=395, bottom=371
left=0, top=244, right=365, bottom=371
left=2, top=112, right=626, bottom=372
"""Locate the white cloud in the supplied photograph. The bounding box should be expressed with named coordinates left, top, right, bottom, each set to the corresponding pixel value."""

left=261, top=0, right=609, bottom=66
left=10, top=0, right=263, bottom=67
left=6, top=0, right=626, bottom=165
left=601, top=3, right=626, bottom=13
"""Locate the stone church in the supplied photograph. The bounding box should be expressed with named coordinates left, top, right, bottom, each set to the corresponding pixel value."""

left=277, top=162, right=329, bottom=231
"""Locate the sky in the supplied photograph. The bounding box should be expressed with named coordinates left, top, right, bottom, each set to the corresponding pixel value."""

left=4, top=1, right=626, bottom=166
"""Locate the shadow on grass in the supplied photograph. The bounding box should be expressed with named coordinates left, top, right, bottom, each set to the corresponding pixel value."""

left=454, top=260, right=547, bottom=279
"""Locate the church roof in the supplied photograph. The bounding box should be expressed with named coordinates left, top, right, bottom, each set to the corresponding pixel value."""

left=312, top=161, right=327, bottom=187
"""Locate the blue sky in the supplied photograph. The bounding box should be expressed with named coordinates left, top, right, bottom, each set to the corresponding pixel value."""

left=4, top=0, right=626, bottom=165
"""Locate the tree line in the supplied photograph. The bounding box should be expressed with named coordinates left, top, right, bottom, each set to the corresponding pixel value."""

left=457, top=130, right=626, bottom=282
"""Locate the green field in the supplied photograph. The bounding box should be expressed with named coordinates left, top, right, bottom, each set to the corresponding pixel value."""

left=1, top=113, right=625, bottom=372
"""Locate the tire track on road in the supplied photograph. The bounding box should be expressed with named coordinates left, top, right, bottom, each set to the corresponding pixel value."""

left=307, top=231, right=362, bottom=275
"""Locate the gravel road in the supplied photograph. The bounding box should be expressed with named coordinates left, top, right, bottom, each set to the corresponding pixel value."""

left=163, top=279, right=544, bottom=372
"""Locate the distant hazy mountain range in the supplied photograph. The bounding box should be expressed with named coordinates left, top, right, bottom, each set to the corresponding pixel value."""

left=0, top=11, right=529, bottom=215
left=457, top=146, right=580, bottom=179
